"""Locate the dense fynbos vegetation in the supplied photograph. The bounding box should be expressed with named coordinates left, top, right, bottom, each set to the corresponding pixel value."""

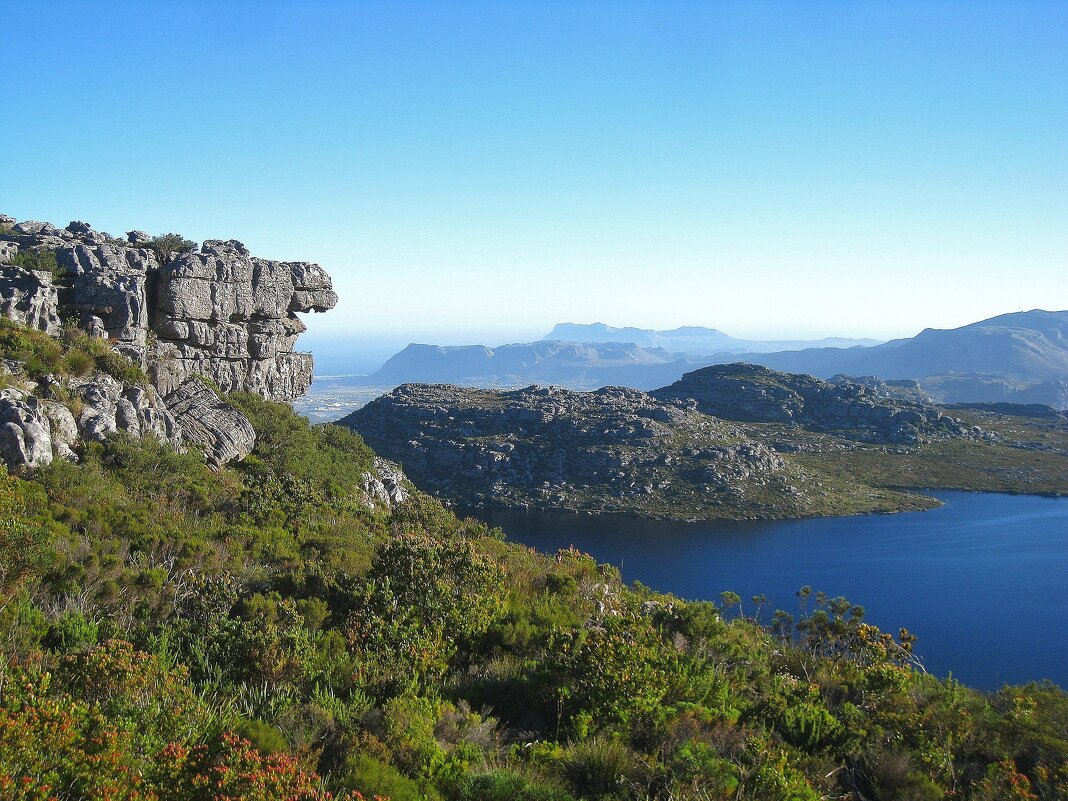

left=0, top=318, right=148, bottom=386
left=1, top=396, right=1066, bottom=800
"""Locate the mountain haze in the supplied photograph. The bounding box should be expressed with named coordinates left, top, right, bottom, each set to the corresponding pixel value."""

left=741, top=310, right=1068, bottom=408
left=544, top=322, right=881, bottom=354
left=364, top=340, right=696, bottom=389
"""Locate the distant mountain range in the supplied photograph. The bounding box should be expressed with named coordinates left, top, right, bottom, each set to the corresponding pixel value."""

left=543, top=322, right=881, bottom=354
left=330, top=310, right=1068, bottom=410
left=738, top=310, right=1068, bottom=408
left=362, top=340, right=695, bottom=389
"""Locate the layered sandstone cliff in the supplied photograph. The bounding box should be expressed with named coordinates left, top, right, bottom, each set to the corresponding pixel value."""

left=0, top=214, right=336, bottom=467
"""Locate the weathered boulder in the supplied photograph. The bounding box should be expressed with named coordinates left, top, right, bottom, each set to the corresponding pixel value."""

left=12, top=221, right=61, bottom=237
left=0, top=264, right=61, bottom=335
left=361, top=457, right=411, bottom=509
left=164, top=378, right=256, bottom=468
left=40, top=400, right=78, bottom=462
left=69, top=374, right=183, bottom=447
left=0, top=390, right=54, bottom=469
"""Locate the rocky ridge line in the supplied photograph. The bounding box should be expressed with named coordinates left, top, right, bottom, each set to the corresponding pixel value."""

left=341, top=383, right=832, bottom=519
left=652, top=363, right=983, bottom=444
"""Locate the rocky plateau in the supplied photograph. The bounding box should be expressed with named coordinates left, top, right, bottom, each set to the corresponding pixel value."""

left=341, top=380, right=941, bottom=519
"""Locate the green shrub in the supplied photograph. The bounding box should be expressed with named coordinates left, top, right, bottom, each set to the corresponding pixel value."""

left=146, top=233, right=197, bottom=265
left=45, top=610, right=100, bottom=651
left=234, top=717, right=289, bottom=755
left=95, top=348, right=148, bottom=385
left=63, top=348, right=95, bottom=377
left=563, top=736, right=645, bottom=799
left=453, top=771, right=578, bottom=801
left=12, top=247, right=62, bottom=279
left=341, top=752, right=441, bottom=801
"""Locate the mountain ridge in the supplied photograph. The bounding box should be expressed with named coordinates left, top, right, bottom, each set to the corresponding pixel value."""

left=313, top=310, right=1068, bottom=412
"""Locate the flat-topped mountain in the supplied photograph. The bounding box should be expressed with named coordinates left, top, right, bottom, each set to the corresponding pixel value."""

left=365, top=340, right=692, bottom=389
left=544, top=322, right=880, bottom=354
left=652, top=363, right=974, bottom=444
left=334, top=327, right=882, bottom=395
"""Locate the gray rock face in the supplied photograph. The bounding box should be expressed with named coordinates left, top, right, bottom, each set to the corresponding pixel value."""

left=70, top=374, right=183, bottom=447
left=831, top=374, right=933, bottom=405
left=0, top=366, right=258, bottom=471
left=58, top=241, right=158, bottom=350
left=164, top=378, right=256, bottom=467
left=0, top=214, right=337, bottom=469
left=342, top=383, right=802, bottom=518
left=0, top=390, right=55, bottom=469
left=149, top=240, right=336, bottom=398
left=652, top=363, right=977, bottom=444
left=362, top=457, right=411, bottom=509
left=0, top=216, right=336, bottom=402
left=40, top=400, right=78, bottom=462
left=0, top=264, right=61, bottom=335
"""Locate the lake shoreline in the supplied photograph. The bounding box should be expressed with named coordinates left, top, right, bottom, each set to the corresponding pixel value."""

left=461, top=491, right=1068, bottom=690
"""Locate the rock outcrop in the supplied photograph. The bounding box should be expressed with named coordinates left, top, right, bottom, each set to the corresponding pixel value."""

left=342, top=383, right=825, bottom=519
left=0, top=263, right=61, bottom=335
left=0, top=218, right=336, bottom=401
left=0, top=391, right=56, bottom=469
left=652, top=363, right=979, bottom=444
left=149, top=239, right=336, bottom=399
left=361, top=457, right=411, bottom=510
left=69, top=374, right=183, bottom=448
left=164, top=379, right=257, bottom=467
left=0, top=371, right=186, bottom=469
left=0, top=214, right=336, bottom=469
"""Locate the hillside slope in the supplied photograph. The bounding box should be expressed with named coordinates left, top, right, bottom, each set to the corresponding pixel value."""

left=3, top=216, right=1068, bottom=801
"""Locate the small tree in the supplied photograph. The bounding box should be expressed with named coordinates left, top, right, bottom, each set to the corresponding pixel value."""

left=719, top=591, right=742, bottom=620
left=146, top=233, right=197, bottom=265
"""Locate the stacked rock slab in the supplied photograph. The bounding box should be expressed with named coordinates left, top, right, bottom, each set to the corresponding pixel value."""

left=0, top=217, right=337, bottom=401
left=149, top=240, right=336, bottom=398
left=0, top=215, right=336, bottom=468
left=164, top=378, right=257, bottom=468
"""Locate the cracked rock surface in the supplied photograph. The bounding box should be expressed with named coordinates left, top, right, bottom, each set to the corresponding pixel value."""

left=0, top=217, right=336, bottom=402
left=0, top=215, right=336, bottom=469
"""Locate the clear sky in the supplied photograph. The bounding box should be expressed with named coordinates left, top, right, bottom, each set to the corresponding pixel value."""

left=3, top=1, right=1066, bottom=349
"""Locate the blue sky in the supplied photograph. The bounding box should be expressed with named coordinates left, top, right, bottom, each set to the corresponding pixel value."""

left=3, top=1, right=1066, bottom=349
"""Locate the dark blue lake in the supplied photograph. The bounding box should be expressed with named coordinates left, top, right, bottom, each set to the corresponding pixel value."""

left=466, top=492, right=1068, bottom=690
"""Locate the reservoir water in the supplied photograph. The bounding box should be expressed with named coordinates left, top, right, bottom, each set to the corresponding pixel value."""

left=466, top=492, right=1068, bottom=690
